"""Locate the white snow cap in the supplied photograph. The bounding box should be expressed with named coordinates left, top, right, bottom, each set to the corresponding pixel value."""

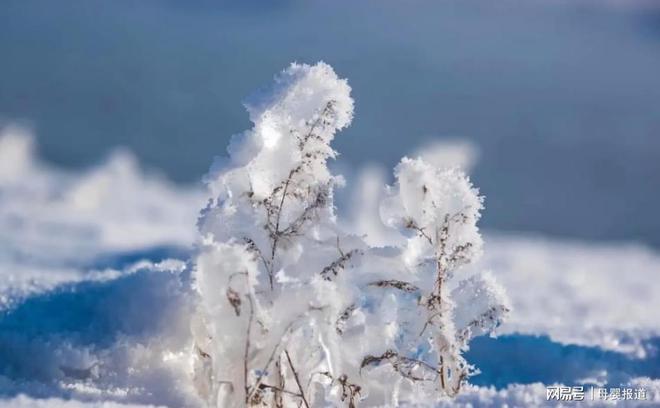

left=244, top=61, right=353, bottom=133
left=380, top=157, right=484, bottom=268
left=381, top=157, right=483, bottom=230
left=208, top=62, right=353, bottom=199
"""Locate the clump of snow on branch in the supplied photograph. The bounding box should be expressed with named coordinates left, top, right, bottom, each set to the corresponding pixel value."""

left=192, top=62, right=509, bottom=407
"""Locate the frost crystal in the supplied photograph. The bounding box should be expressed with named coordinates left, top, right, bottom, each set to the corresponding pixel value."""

left=192, top=62, right=509, bottom=407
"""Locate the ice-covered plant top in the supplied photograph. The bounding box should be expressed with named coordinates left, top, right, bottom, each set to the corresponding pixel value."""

left=192, top=62, right=510, bottom=407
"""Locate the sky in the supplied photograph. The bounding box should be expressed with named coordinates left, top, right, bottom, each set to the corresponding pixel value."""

left=1, top=0, right=660, bottom=246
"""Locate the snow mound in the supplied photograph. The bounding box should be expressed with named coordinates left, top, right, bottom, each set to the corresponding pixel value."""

left=0, top=260, right=200, bottom=407
left=487, top=234, right=660, bottom=356
left=0, top=394, right=164, bottom=407
left=0, top=126, right=203, bottom=308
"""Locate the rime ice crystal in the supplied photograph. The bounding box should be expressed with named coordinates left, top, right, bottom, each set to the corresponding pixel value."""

left=193, top=62, right=509, bottom=407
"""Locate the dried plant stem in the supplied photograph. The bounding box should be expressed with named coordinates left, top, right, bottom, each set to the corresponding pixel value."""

left=258, top=384, right=303, bottom=398
left=244, top=294, right=255, bottom=404
left=264, top=101, right=336, bottom=291
left=247, top=308, right=322, bottom=403
left=274, top=357, right=285, bottom=407
left=285, top=350, right=311, bottom=408
left=268, top=168, right=295, bottom=289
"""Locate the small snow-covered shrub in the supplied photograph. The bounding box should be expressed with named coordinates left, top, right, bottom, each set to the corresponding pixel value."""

left=192, top=62, right=509, bottom=407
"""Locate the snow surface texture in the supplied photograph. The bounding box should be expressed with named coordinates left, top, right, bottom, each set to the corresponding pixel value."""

left=3, top=379, right=660, bottom=408
left=0, top=63, right=659, bottom=406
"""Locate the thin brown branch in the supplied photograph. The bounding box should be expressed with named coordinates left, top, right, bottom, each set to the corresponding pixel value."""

left=243, top=237, right=270, bottom=274
left=360, top=349, right=439, bottom=382
left=336, top=374, right=361, bottom=408
left=226, top=271, right=248, bottom=320
left=297, top=101, right=336, bottom=150
left=226, top=287, right=241, bottom=316
left=248, top=306, right=325, bottom=402
left=274, top=357, right=284, bottom=408
left=457, top=305, right=511, bottom=342
left=321, top=243, right=359, bottom=281
left=307, top=371, right=361, bottom=408
left=258, top=383, right=303, bottom=398
left=404, top=218, right=433, bottom=246
left=335, top=304, right=357, bottom=335
left=285, top=350, right=311, bottom=408
left=368, top=279, right=420, bottom=293
left=244, top=294, right=255, bottom=404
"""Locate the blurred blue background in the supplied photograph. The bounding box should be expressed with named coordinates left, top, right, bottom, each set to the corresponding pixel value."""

left=2, top=0, right=659, bottom=246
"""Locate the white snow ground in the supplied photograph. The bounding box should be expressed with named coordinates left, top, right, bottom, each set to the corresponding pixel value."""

left=488, top=235, right=660, bottom=357
left=1, top=128, right=659, bottom=406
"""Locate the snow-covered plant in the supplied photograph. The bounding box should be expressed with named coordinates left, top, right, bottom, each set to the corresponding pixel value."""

left=192, top=62, right=509, bottom=407
left=375, top=158, right=511, bottom=398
